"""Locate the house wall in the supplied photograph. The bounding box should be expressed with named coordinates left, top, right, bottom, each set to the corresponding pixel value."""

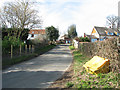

left=27, top=34, right=46, bottom=40
left=91, top=39, right=98, bottom=42
left=78, top=37, right=120, bottom=72
left=91, top=28, right=99, bottom=38
left=27, top=34, right=38, bottom=40
left=73, top=40, right=79, bottom=48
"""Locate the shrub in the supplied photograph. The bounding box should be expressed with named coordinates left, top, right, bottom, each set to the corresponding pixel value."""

left=2, top=36, right=23, bottom=54
left=69, top=46, right=75, bottom=50
left=79, top=37, right=90, bottom=42
left=66, top=82, right=74, bottom=88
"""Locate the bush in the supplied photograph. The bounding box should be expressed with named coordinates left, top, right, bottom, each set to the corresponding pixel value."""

left=69, top=46, right=75, bottom=50
left=2, top=36, right=24, bottom=54
left=66, top=82, right=74, bottom=88
left=79, top=37, right=90, bottom=42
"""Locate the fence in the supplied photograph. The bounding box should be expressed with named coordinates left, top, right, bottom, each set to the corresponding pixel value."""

left=3, top=44, right=35, bottom=60
left=75, top=37, right=120, bottom=72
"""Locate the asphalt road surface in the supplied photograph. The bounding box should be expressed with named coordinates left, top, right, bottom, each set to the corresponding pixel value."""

left=2, top=44, right=73, bottom=88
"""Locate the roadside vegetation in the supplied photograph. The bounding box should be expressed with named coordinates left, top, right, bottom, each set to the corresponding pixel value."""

left=69, top=45, right=75, bottom=50
left=66, top=48, right=119, bottom=88
left=2, top=44, right=56, bottom=69
left=1, top=1, right=59, bottom=70
left=50, top=45, right=119, bottom=89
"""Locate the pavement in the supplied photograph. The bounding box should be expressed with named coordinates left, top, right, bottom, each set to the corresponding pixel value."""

left=2, top=44, right=73, bottom=88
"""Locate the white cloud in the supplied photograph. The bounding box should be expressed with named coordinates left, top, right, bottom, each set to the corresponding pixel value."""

left=38, top=0, right=119, bottom=36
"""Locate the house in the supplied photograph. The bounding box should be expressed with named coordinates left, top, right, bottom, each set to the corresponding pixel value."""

left=85, top=26, right=120, bottom=42
left=58, top=34, right=71, bottom=43
left=85, top=34, right=98, bottom=42
left=27, top=29, right=46, bottom=40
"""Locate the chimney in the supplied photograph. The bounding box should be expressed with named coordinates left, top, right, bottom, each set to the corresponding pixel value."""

left=84, top=33, right=86, bottom=37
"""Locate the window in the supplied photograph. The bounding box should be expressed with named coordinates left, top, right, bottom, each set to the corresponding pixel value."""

left=31, top=34, right=34, bottom=37
left=100, top=39, right=103, bottom=41
left=110, top=33, right=113, bottom=35
left=91, top=39, right=97, bottom=42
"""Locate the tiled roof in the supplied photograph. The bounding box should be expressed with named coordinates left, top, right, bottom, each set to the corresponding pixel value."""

left=94, top=26, right=118, bottom=36
left=29, top=29, right=45, bottom=34
left=86, top=35, right=98, bottom=39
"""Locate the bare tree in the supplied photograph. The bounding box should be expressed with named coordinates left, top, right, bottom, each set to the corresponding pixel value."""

left=106, top=15, right=118, bottom=28
left=0, top=0, right=42, bottom=38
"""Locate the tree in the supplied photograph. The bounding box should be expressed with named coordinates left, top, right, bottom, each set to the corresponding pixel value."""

left=79, top=37, right=90, bottom=42
left=45, top=26, right=59, bottom=41
left=68, top=24, right=77, bottom=39
left=0, top=0, right=42, bottom=39
left=2, top=27, right=29, bottom=41
left=106, top=15, right=118, bottom=28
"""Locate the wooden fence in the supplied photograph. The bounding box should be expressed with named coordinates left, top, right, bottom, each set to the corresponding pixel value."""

left=9, top=44, right=35, bottom=59
left=11, top=44, right=35, bottom=59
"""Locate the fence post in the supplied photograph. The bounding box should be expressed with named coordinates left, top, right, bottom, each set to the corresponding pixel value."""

left=20, top=45, right=21, bottom=56
left=29, top=45, right=31, bottom=53
left=32, top=45, right=34, bottom=53
left=25, top=44, right=27, bottom=54
left=11, top=45, right=13, bottom=59
left=81, top=43, right=83, bottom=52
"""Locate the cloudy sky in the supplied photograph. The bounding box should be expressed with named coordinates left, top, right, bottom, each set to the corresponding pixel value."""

left=0, top=0, right=119, bottom=36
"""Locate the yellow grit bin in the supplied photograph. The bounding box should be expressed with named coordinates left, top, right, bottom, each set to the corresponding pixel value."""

left=83, top=56, right=110, bottom=75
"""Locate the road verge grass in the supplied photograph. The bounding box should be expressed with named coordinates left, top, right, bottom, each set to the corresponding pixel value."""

left=66, top=50, right=119, bottom=88
left=2, top=44, right=56, bottom=69
left=69, top=45, right=75, bottom=50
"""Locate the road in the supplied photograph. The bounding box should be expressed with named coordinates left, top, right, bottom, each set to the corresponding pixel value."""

left=2, top=44, right=73, bottom=88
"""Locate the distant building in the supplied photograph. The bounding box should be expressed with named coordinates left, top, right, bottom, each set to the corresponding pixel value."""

left=27, top=29, right=46, bottom=40
left=85, top=26, right=120, bottom=42
left=58, top=34, right=71, bottom=43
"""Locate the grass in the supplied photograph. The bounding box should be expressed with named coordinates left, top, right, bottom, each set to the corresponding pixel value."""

left=69, top=45, right=75, bottom=50
left=2, top=44, right=56, bottom=69
left=66, top=49, right=120, bottom=88
left=66, top=82, right=74, bottom=88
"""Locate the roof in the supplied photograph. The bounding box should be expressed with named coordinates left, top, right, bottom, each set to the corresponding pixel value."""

left=29, top=29, right=45, bottom=34
left=86, top=35, right=98, bottom=39
left=94, top=26, right=118, bottom=36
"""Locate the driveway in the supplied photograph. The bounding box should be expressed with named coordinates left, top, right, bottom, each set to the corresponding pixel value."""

left=2, top=44, right=73, bottom=88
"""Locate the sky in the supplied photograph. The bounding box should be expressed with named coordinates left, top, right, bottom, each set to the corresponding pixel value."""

left=0, top=0, right=119, bottom=36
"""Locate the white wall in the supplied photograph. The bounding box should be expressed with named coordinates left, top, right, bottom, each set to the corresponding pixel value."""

left=27, top=34, right=39, bottom=40
left=73, top=39, right=79, bottom=48
left=91, top=28, right=100, bottom=38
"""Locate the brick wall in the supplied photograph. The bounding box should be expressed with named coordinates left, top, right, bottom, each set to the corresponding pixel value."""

left=78, top=37, right=120, bottom=72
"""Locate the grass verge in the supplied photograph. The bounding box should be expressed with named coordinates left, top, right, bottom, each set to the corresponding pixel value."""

left=67, top=50, right=119, bottom=88
left=2, top=44, right=56, bottom=69
left=69, top=45, right=75, bottom=50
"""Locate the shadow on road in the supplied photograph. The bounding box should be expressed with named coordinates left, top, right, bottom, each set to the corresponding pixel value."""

left=3, top=70, right=63, bottom=88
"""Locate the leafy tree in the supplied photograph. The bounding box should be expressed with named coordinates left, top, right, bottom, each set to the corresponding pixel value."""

left=68, top=24, right=77, bottom=39
left=79, top=37, right=90, bottom=42
left=2, top=28, right=29, bottom=41
left=45, top=26, right=59, bottom=41
left=0, top=0, right=42, bottom=39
